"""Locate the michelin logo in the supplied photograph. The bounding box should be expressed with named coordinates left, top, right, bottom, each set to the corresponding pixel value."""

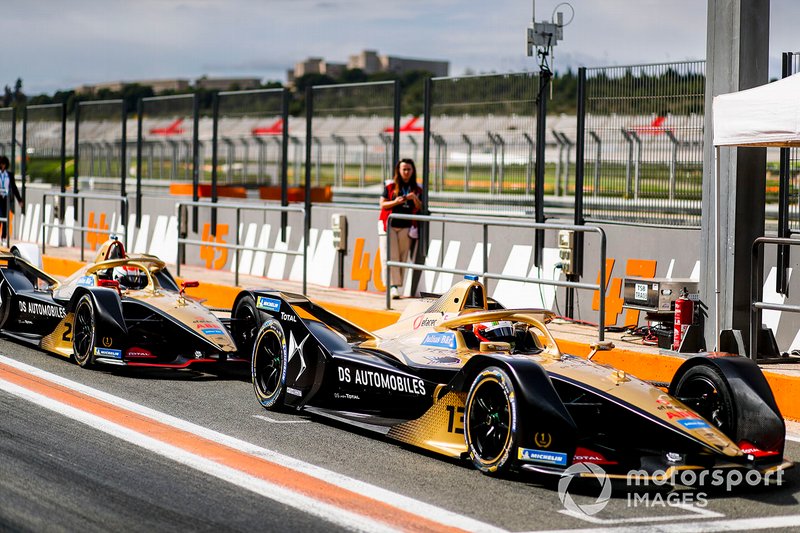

left=94, top=347, right=123, bottom=359
left=518, top=447, right=568, bottom=466
left=256, top=296, right=281, bottom=312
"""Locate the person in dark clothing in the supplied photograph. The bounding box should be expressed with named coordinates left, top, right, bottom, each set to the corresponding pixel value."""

left=0, top=156, right=22, bottom=240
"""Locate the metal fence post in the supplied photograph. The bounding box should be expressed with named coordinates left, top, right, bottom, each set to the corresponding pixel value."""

left=20, top=106, right=26, bottom=212
left=304, top=85, right=313, bottom=261
left=461, top=133, right=472, bottom=192
left=523, top=133, right=534, bottom=194
left=211, top=91, right=219, bottom=235
left=589, top=131, right=601, bottom=196
left=621, top=128, right=633, bottom=198
left=135, top=98, right=143, bottom=228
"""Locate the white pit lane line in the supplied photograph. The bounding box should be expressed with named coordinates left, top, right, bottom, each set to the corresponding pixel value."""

left=531, top=514, right=800, bottom=533
left=0, top=355, right=502, bottom=533
left=253, top=414, right=311, bottom=424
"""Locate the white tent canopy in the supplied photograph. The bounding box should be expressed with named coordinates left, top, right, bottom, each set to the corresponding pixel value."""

left=710, top=73, right=800, bottom=349
left=713, top=72, right=800, bottom=148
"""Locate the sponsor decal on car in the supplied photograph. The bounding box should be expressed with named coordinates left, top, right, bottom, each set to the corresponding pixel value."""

left=18, top=299, right=66, bottom=319
left=256, top=296, right=281, bottom=312
left=102, top=337, right=113, bottom=347
left=94, top=347, right=123, bottom=359
left=76, top=276, right=95, bottom=287
left=421, top=331, right=457, bottom=350
left=517, top=447, right=568, bottom=466
left=413, top=314, right=439, bottom=329
left=201, top=328, right=224, bottom=335
left=677, top=418, right=710, bottom=430
left=534, top=432, right=552, bottom=448
left=125, top=347, right=155, bottom=359
left=424, top=355, right=461, bottom=365
left=195, top=322, right=218, bottom=329
left=338, top=366, right=427, bottom=396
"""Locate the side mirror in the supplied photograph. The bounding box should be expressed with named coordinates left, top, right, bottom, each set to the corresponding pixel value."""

left=480, top=341, right=512, bottom=352
left=180, top=280, right=199, bottom=298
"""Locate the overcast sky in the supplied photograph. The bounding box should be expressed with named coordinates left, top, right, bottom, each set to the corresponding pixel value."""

left=5, top=0, right=799, bottom=95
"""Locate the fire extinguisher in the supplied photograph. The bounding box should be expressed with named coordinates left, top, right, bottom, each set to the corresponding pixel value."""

left=672, top=288, right=694, bottom=351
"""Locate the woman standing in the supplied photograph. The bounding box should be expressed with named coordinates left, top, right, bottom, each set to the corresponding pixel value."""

left=379, top=158, right=423, bottom=299
left=0, top=156, right=22, bottom=240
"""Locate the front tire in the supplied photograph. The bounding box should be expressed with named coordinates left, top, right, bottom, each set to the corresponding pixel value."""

left=464, top=366, right=519, bottom=474
left=673, top=364, right=736, bottom=437
left=72, top=294, right=97, bottom=368
left=252, top=319, right=288, bottom=410
left=0, top=281, right=12, bottom=329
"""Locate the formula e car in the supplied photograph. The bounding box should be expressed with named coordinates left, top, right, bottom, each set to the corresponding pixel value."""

left=240, top=276, right=791, bottom=480
left=0, top=237, right=239, bottom=368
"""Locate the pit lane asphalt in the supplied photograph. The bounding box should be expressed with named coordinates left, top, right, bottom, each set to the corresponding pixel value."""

left=2, top=339, right=799, bottom=532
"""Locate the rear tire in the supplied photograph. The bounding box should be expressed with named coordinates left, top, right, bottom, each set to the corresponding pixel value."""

left=232, top=295, right=264, bottom=358
left=72, top=294, right=96, bottom=368
left=464, top=366, right=518, bottom=474
left=252, top=319, right=287, bottom=410
left=673, top=364, right=736, bottom=437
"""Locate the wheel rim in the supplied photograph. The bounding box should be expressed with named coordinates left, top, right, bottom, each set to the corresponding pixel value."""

left=73, top=302, right=94, bottom=363
left=255, top=331, right=282, bottom=398
left=679, top=375, right=730, bottom=432
left=235, top=303, right=258, bottom=350
left=468, top=378, right=512, bottom=463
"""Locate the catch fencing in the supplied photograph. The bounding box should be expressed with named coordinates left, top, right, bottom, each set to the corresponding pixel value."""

left=309, top=81, right=398, bottom=189
left=428, top=72, right=540, bottom=214
left=578, top=61, right=706, bottom=226
left=215, top=88, right=287, bottom=189
left=3, top=62, right=718, bottom=236
left=0, top=108, right=15, bottom=169
left=75, top=99, right=127, bottom=196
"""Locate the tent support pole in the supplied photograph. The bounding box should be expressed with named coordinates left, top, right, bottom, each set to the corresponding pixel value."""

left=714, top=145, right=720, bottom=351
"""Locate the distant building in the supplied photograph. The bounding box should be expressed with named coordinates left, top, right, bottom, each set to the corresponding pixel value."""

left=287, top=57, right=346, bottom=84
left=76, top=79, right=191, bottom=94
left=347, top=49, right=448, bottom=77
left=194, top=76, right=262, bottom=91
left=288, top=49, right=449, bottom=85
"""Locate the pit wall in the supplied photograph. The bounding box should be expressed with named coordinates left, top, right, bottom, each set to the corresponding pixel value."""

left=17, top=187, right=800, bottom=350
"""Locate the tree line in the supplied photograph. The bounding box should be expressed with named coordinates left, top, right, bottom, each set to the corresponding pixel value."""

left=1, top=67, right=706, bottom=118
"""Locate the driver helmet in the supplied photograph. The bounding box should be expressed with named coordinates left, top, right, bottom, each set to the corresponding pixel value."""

left=112, top=265, right=147, bottom=290
left=473, top=320, right=516, bottom=344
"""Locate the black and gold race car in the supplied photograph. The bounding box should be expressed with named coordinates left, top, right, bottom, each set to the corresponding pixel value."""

left=237, top=276, right=791, bottom=480
left=0, top=237, right=239, bottom=368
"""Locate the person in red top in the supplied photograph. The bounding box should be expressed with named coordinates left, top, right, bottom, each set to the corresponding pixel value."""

left=379, top=158, right=423, bottom=299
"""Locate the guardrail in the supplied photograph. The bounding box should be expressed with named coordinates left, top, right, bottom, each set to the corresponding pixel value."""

left=175, top=200, right=308, bottom=292
left=386, top=213, right=607, bottom=341
left=751, top=236, right=800, bottom=361
left=41, top=191, right=129, bottom=261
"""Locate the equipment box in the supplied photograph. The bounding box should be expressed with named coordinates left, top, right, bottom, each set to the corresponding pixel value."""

left=622, top=277, right=699, bottom=313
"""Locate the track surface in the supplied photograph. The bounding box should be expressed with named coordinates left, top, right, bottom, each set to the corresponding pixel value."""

left=1, top=340, right=799, bottom=532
